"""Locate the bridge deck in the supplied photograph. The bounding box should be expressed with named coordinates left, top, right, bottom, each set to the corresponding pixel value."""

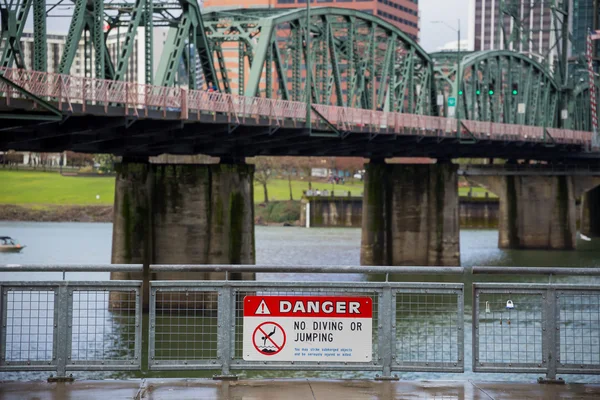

left=0, top=68, right=596, bottom=160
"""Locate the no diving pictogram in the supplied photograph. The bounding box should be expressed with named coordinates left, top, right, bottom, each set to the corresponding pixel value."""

left=252, top=321, right=286, bottom=356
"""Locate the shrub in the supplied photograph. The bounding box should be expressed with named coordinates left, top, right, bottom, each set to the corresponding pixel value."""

left=255, top=200, right=300, bottom=223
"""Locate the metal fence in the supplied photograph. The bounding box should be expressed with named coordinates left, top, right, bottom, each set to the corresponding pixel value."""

left=1, top=264, right=600, bottom=383
left=148, top=281, right=464, bottom=376
left=473, top=283, right=600, bottom=381
left=0, top=265, right=143, bottom=380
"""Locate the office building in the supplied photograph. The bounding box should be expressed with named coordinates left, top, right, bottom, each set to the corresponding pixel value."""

left=468, top=0, right=557, bottom=62
left=203, top=0, right=420, bottom=42
left=19, top=27, right=169, bottom=83
left=570, top=0, right=600, bottom=57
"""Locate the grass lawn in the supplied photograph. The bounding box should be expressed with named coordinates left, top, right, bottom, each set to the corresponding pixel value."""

left=253, top=178, right=364, bottom=203
left=0, top=170, right=496, bottom=206
left=0, top=170, right=115, bottom=205
left=460, top=186, right=497, bottom=198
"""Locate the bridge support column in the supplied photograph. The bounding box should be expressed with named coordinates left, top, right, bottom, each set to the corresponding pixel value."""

left=110, top=161, right=255, bottom=306
left=361, top=162, right=460, bottom=266
left=470, top=175, right=600, bottom=249
left=581, top=185, right=600, bottom=238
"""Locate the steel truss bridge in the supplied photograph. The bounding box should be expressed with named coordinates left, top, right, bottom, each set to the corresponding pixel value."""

left=0, top=5, right=598, bottom=160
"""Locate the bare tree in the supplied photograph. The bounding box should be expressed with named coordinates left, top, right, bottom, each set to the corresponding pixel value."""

left=297, top=157, right=315, bottom=191
left=252, top=157, right=274, bottom=203
left=279, top=157, right=298, bottom=200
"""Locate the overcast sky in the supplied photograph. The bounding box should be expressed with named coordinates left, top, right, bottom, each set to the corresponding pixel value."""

left=419, top=0, right=470, bottom=52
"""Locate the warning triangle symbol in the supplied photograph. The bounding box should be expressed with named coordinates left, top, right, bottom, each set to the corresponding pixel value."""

left=255, top=299, right=271, bottom=315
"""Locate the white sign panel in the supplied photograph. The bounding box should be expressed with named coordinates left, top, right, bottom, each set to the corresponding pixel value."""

left=243, top=296, right=372, bottom=362
left=561, top=109, right=569, bottom=120
left=518, top=103, right=526, bottom=114
left=437, top=94, right=444, bottom=106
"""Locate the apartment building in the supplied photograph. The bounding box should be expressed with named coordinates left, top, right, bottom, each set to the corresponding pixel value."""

left=203, top=0, right=420, bottom=41
left=19, top=27, right=169, bottom=83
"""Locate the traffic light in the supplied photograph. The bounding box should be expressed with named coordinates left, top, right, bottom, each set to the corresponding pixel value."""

left=511, top=83, right=518, bottom=95
left=488, top=83, right=495, bottom=96
left=476, top=89, right=481, bottom=95
left=458, top=90, right=464, bottom=96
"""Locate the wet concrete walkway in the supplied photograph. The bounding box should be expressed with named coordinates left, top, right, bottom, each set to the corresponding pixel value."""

left=1, top=379, right=600, bottom=400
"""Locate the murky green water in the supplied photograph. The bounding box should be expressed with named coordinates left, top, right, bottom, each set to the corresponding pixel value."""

left=0, top=222, right=599, bottom=382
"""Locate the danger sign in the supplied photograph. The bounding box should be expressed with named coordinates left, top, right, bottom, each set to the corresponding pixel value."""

left=243, top=296, right=372, bottom=362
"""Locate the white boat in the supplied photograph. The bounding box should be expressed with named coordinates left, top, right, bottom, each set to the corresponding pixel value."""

left=0, top=236, right=26, bottom=253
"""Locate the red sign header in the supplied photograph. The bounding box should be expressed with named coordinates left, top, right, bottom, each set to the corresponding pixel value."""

left=243, top=296, right=372, bottom=318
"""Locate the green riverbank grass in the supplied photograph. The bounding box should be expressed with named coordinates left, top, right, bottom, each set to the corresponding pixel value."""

left=0, top=170, right=495, bottom=206
left=253, top=178, right=365, bottom=203
left=0, top=170, right=115, bottom=205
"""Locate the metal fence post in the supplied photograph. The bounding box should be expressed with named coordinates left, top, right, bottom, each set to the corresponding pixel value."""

left=49, top=284, right=73, bottom=382
left=214, top=284, right=237, bottom=380
left=376, top=286, right=397, bottom=380
left=148, top=284, right=157, bottom=371
left=539, top=287, right=563, bottom=384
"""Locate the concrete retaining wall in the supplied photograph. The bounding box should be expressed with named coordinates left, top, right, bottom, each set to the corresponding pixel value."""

left=300, top=196, right=363, bottom=227
left=301, top=196, right=501, bottom=229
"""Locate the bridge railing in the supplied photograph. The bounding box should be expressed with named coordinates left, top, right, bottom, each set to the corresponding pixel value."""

left=459, top=163, right=600, bottom=174
left=1, top=265, right=600, bottom=382
left=0, top=67, right=593, bottom=147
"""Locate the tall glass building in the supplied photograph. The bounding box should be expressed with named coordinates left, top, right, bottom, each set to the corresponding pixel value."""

left=571, top=0, right=600, bottom=57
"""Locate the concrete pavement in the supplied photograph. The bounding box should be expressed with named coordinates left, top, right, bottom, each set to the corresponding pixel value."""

left=1, top=379, right=600, bottom=399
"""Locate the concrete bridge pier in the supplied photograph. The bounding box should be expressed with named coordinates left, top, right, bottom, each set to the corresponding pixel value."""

left=360, top=161, right=460, bottom=266
left=110, top=160, right=255, bottom=307
left=469, top=175, right=600, bottom=249
left=581, top=185, right=600, bottom=238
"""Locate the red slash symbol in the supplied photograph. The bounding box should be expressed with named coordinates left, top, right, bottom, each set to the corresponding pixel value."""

left=252, top=321, right=286, bottom=356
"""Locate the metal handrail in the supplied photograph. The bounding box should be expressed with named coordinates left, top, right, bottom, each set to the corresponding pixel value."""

left=460, top=164, right=600, bottom=172
left=472, top=266, right=600, bottom=275
left=150, top=264, right=465, bottom=274
left=3, top=264, right=600, bottom=276
left=0, top=264, right=143, bottom=272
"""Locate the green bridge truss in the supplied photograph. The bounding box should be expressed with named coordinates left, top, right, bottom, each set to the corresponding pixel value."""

left=202, top=8, right=434, bottom=115
left=433, top=51, right=561, bottom=127
left=0, top=3, right=597, bottom=130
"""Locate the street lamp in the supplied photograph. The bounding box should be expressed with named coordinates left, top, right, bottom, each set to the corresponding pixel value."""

left=432, top=19, right=461, bottom=139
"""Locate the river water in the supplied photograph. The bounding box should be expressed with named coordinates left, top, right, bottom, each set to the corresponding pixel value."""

left=1, top=221, right=599, bottom=382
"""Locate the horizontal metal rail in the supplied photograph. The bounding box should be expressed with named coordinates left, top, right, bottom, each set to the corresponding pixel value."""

left=0, top=264, right=143, bottom=272
left=150, top=265, right=465, bottom=275
left=472, top=267, right=600, bottom=276
left=460, top=164, right=600, bottom=172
